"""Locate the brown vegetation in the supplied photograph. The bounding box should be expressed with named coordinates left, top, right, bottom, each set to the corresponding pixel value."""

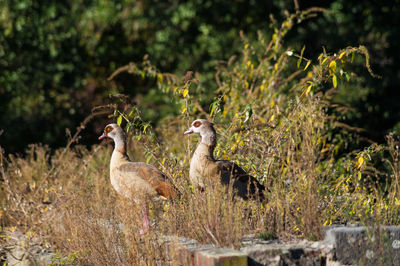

left=1, top=11, right=399, bottom=264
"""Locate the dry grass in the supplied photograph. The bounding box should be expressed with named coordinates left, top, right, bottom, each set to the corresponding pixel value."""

left=1, top=104, right=399, bottom=264
left=1, top=10, right=399, bottom=264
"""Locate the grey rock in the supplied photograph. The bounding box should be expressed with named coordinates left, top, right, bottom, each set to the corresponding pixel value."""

left=324, top=226, right=400, bottom=265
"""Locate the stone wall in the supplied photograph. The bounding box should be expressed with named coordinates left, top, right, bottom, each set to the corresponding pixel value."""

left=3, top=226, right=400, bottom=265
left=164, top=226, right=400, bottom=266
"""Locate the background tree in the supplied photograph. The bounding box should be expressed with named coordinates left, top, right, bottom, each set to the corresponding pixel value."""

left=0, top=0, right=399, bottom=153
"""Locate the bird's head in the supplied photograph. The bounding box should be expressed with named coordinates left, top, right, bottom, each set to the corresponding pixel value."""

left=184, top=119, right=214, bottom=136
left=99, top=123, right=125, bottom=141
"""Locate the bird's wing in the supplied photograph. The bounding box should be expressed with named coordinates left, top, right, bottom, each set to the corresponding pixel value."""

left=216, top=160, right=265, bottom=199
left=117, top=162, right=176, bottom=199
left=216, top=160, right=250, bottom=181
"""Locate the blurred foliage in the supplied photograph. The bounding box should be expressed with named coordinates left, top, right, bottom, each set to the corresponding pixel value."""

left=0, top=0, right=399, bottom=153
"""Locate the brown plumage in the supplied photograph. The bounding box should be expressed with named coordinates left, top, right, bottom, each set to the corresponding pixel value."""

left=99, top=123, right=176, bottom=233
left=184, top=119, right=265, bottom=200
left=99, top=123, right=176, bottom=201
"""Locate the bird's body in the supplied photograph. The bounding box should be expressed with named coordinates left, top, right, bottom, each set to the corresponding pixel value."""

left=99, top=123, right=175, bottom=233
left=184, top=119, right=265, bottom=200
left=110, top=151, right=174, bottom=200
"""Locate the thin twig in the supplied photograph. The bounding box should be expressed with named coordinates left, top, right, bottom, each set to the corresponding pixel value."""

left=107, top=63, right=135, bottom=81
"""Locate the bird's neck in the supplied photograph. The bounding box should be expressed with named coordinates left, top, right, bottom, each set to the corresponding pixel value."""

left=200, top=129, right=217, bottom=149
left=110, top=136, right=130, bottom=169
left=194, top=130, right=217, bottom=161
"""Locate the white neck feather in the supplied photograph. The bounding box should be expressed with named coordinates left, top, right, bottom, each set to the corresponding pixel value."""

left=110, top=134, right=130, bottom=170
left=113, top=134, right=126, bottom=154
left=200, top=129, right=216, bottom=148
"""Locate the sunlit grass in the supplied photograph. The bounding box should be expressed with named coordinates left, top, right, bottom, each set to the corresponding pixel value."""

left=1, top=9, right=399, bottom=264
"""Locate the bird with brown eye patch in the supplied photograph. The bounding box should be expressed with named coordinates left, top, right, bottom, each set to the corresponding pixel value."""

left=184, top=119, right=265, bottom=200
left=98, top=123, right=177, bottom=234
left=99, top=125, right=114, bottom=139
left=184, top=119, right=206, bottom=135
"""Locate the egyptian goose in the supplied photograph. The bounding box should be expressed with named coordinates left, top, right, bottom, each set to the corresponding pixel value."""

left=99, top=123, right=176, bottom=234
left=184, top=119, right=265, bottom=200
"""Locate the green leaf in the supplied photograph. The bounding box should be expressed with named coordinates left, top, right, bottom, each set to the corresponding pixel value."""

left=297, top=58, right=301, bottom=68
left=182, top=88, right=189, bottom=97
left=210, top=101, right=219, bottom=117
left=300, top=45, right=306, bottom=57
left=297, top=45, right=305, bottom=68
left=306, top=84, right=312, bottom=95
left=345, top=73, right=350, bottom=82
left=143, top=123, right=149, bottom=133
left=117, top=115, right=122, bottom=126
left=146, top=154, right=153, bottom=164
left=128, top=108, right=135, bottom=118
left=157, top=73, right=163, bottom=84
left=332, top=74, right=337, bottom=88
left=304, top=60, right=311, bottom=70
left=301, top=83, right=312, bottom=97
left=329, top=60, right=337, bottom=75
left=244, top=105, right=253, bottom=123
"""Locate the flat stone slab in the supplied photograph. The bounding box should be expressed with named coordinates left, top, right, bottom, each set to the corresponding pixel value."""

left=240, top=237, right=332, bottom=266
left=4, top=225, right=400, bottom=265
left=163, top=235, right=332, bottom=266
left=195, top=248, right=248, bottom=266
left=324, top=226, right=400, bottom=265
left=162, top=235, right=250, bottom=265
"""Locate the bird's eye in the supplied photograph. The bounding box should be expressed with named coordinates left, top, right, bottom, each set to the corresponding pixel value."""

left=193, top=121, right=201, bottom=128
left=105, top=126, right=113, bottom=133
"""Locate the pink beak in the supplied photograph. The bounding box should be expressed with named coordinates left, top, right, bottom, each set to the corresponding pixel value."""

left=184, top=127, right=194, bottom=135
left=98, top=133, right=107, bottom=140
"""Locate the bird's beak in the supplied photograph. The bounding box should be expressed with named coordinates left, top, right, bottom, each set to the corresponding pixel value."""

left=184, top=127, right=194, bottom=135
left=98, top=133, right=107, bottom=140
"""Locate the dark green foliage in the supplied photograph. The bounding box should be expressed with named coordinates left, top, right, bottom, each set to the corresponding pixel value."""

left=0, top=0, right=280, bottom=153
left=0, top=0, right=399, bottom=153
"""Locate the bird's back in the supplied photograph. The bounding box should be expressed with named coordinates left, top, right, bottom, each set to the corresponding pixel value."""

left=111, top=162, right=176, bottom=200
left=216, top=160, right=265, bottom=200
